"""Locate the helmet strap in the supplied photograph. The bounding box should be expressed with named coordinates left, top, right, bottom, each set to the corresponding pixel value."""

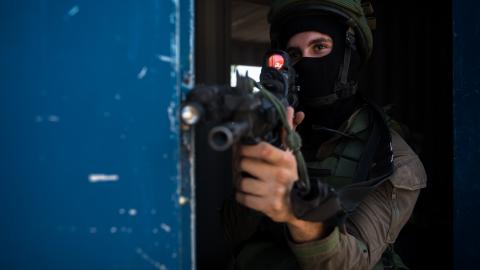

left=333, top=27, right=358, bottom=102
left=303, top=28, right=358, bottom=107
left=339, top=28, right=356, bottom=85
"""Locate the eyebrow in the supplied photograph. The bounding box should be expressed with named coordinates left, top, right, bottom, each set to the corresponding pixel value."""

left=308, top=38, right=333, bottom=46
left=287, top=38, right=333, bottom=50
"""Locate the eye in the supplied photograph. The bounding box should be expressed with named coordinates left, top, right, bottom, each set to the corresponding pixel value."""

left=312, top=43, right=326, bottom=52
left=310, top=41, right=332, bottom=57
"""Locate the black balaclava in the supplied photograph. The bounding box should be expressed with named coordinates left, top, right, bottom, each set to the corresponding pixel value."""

left=279, top=15, right=363, bottom=149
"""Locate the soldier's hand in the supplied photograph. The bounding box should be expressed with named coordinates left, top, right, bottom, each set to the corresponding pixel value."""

left=236, top=142, right=298, bottom=223
left=287, top=106, right=305, bottom=130
left=235, top=106, right=305, bottom=223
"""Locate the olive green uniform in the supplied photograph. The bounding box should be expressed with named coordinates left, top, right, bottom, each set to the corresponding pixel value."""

left=224, top=1, right=426, bottom=269
left=288, top=129, right=426, bottom=269
left=224, top=129, right=426, bottom=270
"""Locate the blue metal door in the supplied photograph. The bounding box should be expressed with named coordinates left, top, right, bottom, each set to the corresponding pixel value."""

left=0, top=1, right=194, bottom=269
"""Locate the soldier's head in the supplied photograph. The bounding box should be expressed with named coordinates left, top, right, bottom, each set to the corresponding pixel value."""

left=269, top=0, right=373, bottom=109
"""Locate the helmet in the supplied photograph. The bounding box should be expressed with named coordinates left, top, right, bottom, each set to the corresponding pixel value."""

left=269, top=0, right=373, bottom=64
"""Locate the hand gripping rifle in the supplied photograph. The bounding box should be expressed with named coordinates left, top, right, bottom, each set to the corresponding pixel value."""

left=180, top=50, right=311, bottom=195
left=180, top=51, right=393, bottom=226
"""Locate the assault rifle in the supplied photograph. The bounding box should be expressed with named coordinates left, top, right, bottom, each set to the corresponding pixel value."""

left=180, top=50, right=298, bottom=151
left=181, top=50, right=311, bottom=196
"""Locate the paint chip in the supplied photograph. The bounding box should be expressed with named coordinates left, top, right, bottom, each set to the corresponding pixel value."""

left=160, top=223, right=171, bottom=233
left=88, top=174, right=119, bottom=183
left=137, top=66, right=148, bottom=79
left=48, top=115, right=60, bottom=122
left=157, top=54, right=175, bottom=64
left=157, top=263, right=167, bottom=270
left=35, top=116, right=43, bottom=123
left=167, top=101, right=177, bottom=133
left=128, top=208, right=137, bottom=216
left=68, top=5, right=80, bottom=17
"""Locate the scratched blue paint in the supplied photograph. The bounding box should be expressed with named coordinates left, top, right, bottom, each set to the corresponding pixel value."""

left=453, top=0, right=480, bottom=269
left=178, top=0, right=196, bottom=270
left=0, top=1, right=194, bottom=269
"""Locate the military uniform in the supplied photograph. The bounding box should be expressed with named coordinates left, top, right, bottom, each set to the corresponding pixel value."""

left=224, top=121, right=426, bottom=270
left=288, top=129, right=426, bottom=269
left=223, top=0, right=426, bottom=269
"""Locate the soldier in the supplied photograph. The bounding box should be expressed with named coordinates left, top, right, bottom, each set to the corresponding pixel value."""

left=224, top=0, right=427, bottom=269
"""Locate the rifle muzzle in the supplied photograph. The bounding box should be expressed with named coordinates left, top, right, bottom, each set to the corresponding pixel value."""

left=208, top=122, right=249, bottom=151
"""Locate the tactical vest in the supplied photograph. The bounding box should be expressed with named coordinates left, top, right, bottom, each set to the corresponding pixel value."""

left=292, top=100, right=409, bottom=270
left=229, top=100, right=409, bottom=270
left=290, top=100, right=395, bottom=224
left=307, top=104, right=384, bottom=189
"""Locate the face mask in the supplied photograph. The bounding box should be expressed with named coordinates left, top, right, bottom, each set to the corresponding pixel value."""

left=293, top=37, right=361, bottom=133
left=294, top=54, right=342, bottom=108
left=293, top=43, right=361, bottom=110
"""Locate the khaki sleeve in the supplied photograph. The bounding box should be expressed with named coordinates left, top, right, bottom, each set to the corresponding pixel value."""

left=288, top=156, right=426, bottom=270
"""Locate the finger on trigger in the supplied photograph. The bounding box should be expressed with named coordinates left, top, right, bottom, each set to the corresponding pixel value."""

left=287, top=106, right=294, bottom=128
left=294, top=111, right=305, bottom=126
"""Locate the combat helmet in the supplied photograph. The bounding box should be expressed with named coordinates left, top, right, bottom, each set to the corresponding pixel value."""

left=269, top=0, right=375, bottom=64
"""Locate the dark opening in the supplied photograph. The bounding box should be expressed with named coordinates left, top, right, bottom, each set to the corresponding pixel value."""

left=195, top=0, right=453, bottom=269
